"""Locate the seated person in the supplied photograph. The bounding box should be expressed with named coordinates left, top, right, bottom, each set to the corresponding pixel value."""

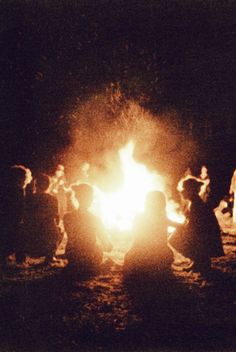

left=170, top=178, right=224, bottom=273
left=63, top=183, right=112, bottom=275
left=0, top=165, right=32, bottom=269
left=23, top=173, right=62, bottom=263
left=124, top=191, right=174, bottom=278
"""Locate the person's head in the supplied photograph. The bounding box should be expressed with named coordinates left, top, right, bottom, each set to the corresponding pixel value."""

left=200, top=165, right=208, bottom=178
left=55, top=164, right=65, bottom=179
left=35, top=173, right=51, bottom=193
left=145, top=191, right=166, bottom=216
left=72, top=183, right=94, bottom=210
left=9, top=165, right=32, bottom=189
left=82, top=162, right=90, bottom=173
left=181, top=178, right=204, bottom=201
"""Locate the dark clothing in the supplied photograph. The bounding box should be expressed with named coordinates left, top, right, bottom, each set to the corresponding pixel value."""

left=170, top=198, right=224, bottom=270
left=23, top=193, right=61, bottom=258
left=0, top=185, right=25, bottom=264
left=50, top=176, right=68, bottom=220
left=0, top=186, right=25, bottom=224
left=63, top=209, right=108, bottom=272
left=124, top=214, right=173, bottom=276
left=199, top=177, right=210, bottom=203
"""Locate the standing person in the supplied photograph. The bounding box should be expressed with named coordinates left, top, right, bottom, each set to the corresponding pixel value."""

left=63, top=183, right=112, bottom=276
left=24, top=173, right=62, bottom=264
left=50, top=164, right=68, bottom=221
left=0, top=165, right=32, bottom=269
left=80, top=162, right=90, bottom=181
left=199, top=165, right=211, bottom=203
left=229, top=169, right=236, bottom=223
left=171, top=178, right=224, bottom=273
left=177, top=168, right=193, bottom=193
left=177, top=168, right=193, bottom=213
left=124, top=191, right=176, bottom=279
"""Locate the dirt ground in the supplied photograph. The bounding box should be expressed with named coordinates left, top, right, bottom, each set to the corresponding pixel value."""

left=1, top=229, right=236, bottom=352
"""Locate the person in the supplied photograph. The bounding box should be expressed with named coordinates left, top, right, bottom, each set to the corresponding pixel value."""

left=63, top=183, right=112, bottom=276
left=124, top=191, right=175, bottom=279
left=0, top=165, right=32, bottom=269
left=177, top=168, right=194, bottom=213
left=177, top=167, right=193, bottom=193
left=50, top=164, right=68, bottom=221
left=80, top=162, right=90, bottom=181
left=229, top=169, right=236, bottom=223
left=199, top=165, right=210, bottom=203
left=170, top=178, right=224, bottom=273
left=23, top=173, right=62, bottom=264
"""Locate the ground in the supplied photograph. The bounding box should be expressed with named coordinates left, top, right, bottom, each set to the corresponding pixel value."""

left=1, top=228, right=236, bottom=352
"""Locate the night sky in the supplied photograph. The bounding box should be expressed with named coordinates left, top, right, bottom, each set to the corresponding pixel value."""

left=1, top=0, right=236, bottom=193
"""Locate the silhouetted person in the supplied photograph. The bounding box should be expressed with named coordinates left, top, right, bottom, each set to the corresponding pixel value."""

left=172, top=178, right=224, bottom=273
left=229, top=169, right=236, bottom=223
left=0, top=165, right=32, bottom=269
left=199, top=165, right=210, bottom=203
left=177, top=168, right=194, bottom=213
left=63, top=183, right=112, bottom=276
left=177, top=167, right=193, bottom=193
left=124, top=191, right=174, bottom=279
left=24, top=173, right=62, bottom=264
left=50, top=164, right=68, bottom=221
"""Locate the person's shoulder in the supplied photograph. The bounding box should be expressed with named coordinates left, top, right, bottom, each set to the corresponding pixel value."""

left=192, top=198, right=204, bottom=208
left=85, top=211, right=99, bottom=222
left=88, top=212, right=104, bottom=227
left=45, top=192, right=57, bottom=201
left=29, top=193, right=41, bottom=202
left=64, top=210, right=76, bottom=221
left=43, top=193, right=58, bottom=205
left=25, top=193, right=36, bottom=206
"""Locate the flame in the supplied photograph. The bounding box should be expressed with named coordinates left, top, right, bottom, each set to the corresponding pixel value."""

left=92, top=141, right=184, bottom=233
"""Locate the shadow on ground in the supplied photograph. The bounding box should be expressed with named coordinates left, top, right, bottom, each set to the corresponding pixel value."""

left=1, top=235, right=236, bottom=352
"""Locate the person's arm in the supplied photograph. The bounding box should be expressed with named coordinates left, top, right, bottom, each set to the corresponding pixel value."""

left=167, top=219, right=185, bottom=228
left=52, top=196, right=60, bottom=225
left=63, top=213, right=71, bottom=235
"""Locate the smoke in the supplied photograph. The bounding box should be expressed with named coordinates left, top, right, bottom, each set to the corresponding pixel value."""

left=62, top=85, right=199, bottom=190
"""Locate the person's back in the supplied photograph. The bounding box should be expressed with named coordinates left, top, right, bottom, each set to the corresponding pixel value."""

left=1, top=166, right=29, bottom=227
left=64, top=209, right=103, bottom=266
left=3, top=185, right=24, bottom=227
left=0, top=165, right=31, bottom=268
left=132, top=213, right=169, bottom=250
left=188, top=195, right=224, bottom=259
left=63, top=183, right=111, bottom=275
left=179, top=178, right=224, bottom=272
left=124, top=191, right=173, bottom=277
left=24, top=173, right=61, bottom=262
left=27, top=192, right=58, bottom=228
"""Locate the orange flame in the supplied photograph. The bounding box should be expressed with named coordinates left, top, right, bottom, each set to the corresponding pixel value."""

left=91, top=141, right=184, bottom=234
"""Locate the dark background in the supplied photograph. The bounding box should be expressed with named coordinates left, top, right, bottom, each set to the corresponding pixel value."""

left=0, top=0, right=236, bottom=200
